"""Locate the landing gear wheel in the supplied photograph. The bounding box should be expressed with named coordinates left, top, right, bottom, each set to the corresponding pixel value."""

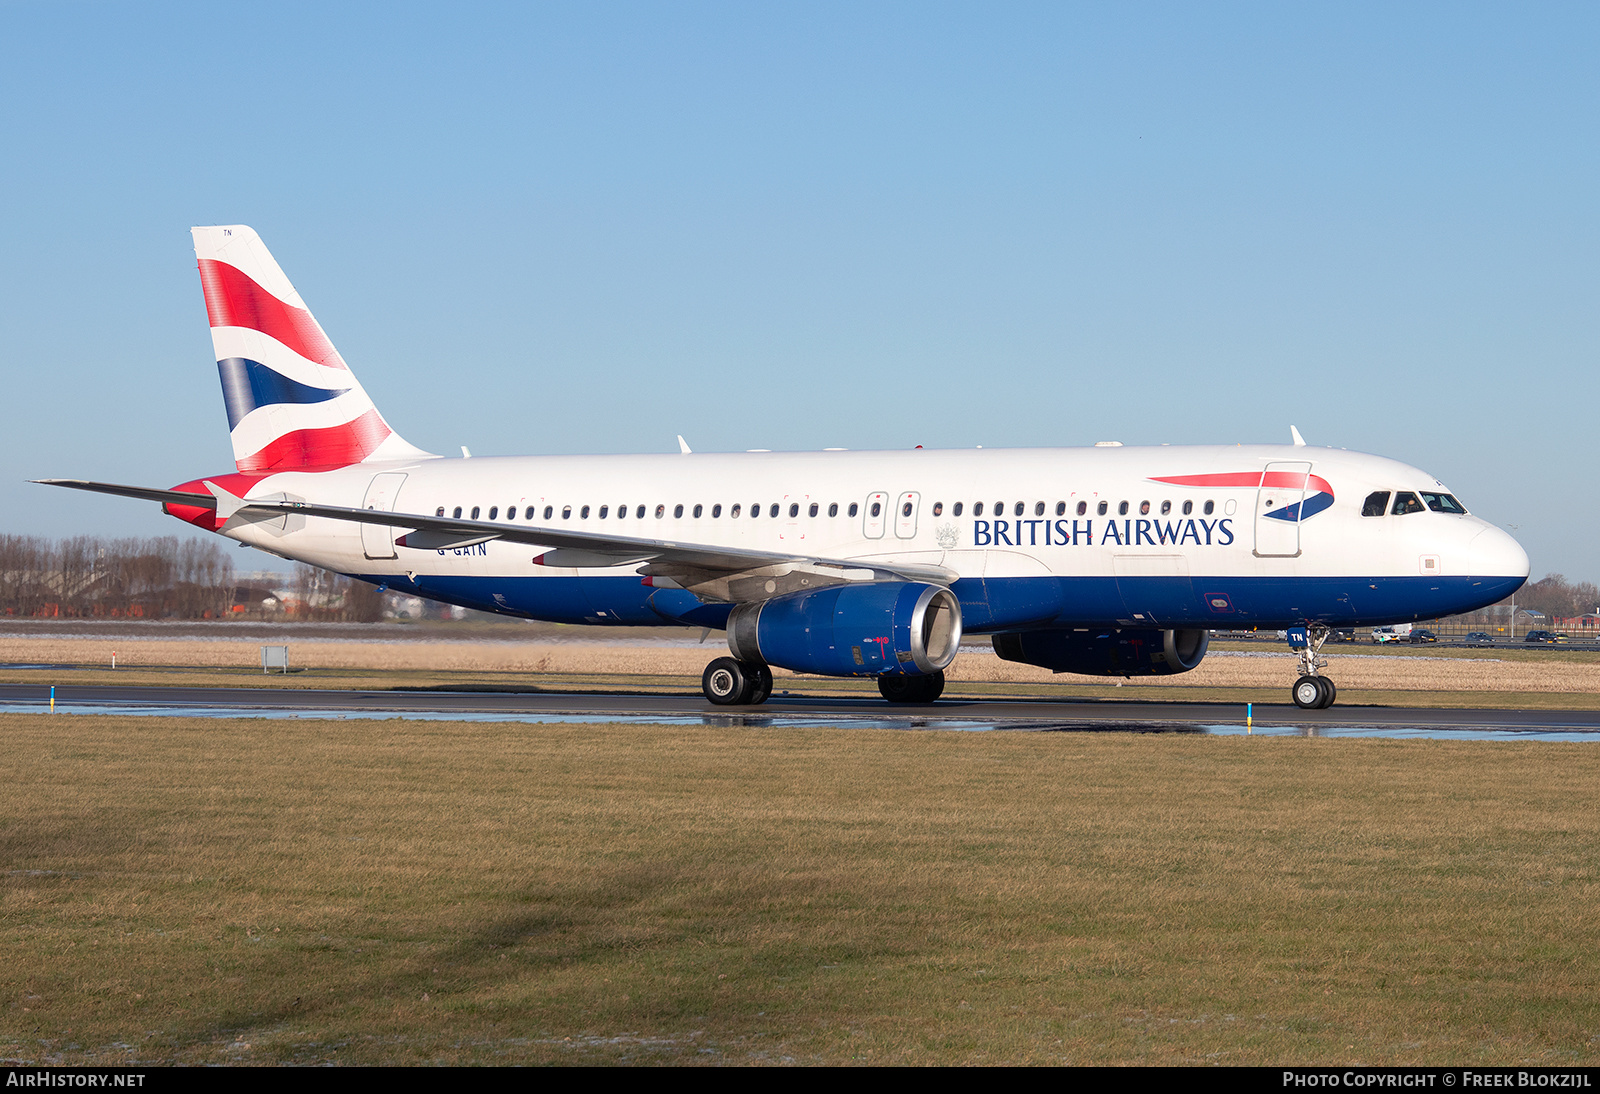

left=878, top=671, right=945, bottom=704
left=703, top=657, right=751, bottom=706
left=1316, top=677, right=1337, bottom=709
left=1292, top=675, right=1324, bottom=710
left=749, top=663, right=774, bottom=705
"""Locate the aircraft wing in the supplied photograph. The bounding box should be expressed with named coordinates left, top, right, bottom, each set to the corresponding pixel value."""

left=33, top=478, right=957, bottom=601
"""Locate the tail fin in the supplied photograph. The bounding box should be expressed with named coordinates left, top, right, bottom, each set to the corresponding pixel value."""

left=192, top=225, right=435, bottom=473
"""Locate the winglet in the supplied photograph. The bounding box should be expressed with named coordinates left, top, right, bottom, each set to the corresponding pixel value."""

left=677, top=435, right=692, bottom=454
left=1290, top=425, right=1307, bottom=447
left=202, top=480, right=250, bottom=521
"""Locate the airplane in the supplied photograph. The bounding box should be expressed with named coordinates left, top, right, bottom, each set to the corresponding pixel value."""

left=38, top=226, right=1530, bottom=710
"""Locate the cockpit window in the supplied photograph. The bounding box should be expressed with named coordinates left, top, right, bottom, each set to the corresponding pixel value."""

left=1362, top=491, right=1391, bottom=517
left=1391, top=491, right=1425, bottom=516
left=1421, top=492, right=1467, bottom=514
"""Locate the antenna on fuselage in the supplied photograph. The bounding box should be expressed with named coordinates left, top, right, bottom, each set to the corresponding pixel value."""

left=677, top=435, right=692, bottom=454
left=1290, top=425, right=1307, bottom=447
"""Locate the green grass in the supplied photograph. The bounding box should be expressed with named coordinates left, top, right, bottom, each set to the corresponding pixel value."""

left=3, top=715, right=1599, bottom=1065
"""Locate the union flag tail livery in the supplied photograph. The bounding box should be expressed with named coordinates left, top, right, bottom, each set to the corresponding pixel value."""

left=192, top=225, right=434, bottom=473
left=36, top=225, right=1531, bottom=712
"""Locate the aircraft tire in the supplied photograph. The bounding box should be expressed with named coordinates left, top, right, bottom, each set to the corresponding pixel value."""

left=748, top=662, right=774, bottom=705
left=1292, top=675, right=1324, bottom=710
left=703, top=657, right=752, bottom=705
left=1317, top=677, right=1337, bottom=709
left=878, top=671, right=944, bottom=705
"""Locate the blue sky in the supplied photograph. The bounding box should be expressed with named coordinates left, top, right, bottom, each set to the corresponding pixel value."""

left=2, top=2, right=1595, bottom=580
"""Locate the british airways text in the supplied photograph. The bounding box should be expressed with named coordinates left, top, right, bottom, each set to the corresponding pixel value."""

left=972, top=518, right=1236, bottom=548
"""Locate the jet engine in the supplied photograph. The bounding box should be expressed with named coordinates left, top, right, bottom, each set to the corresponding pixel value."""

left=992, top=627, right=1209, bottom=677
left=727, top=581, right=962, bottom=678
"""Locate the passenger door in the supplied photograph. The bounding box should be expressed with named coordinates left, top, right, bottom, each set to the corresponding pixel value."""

left=1254, top=461, right=1311, bottom=558
left=361, top=472, right=408, bottom=560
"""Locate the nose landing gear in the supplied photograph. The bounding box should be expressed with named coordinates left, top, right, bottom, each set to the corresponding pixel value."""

left=1288, top=625, right=1337, bottom=709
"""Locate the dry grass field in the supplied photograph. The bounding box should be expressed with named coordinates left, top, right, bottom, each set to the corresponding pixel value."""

left=2, top=633, right=1597, bottom=708
left=3, top=713, right=1599, bottom=1066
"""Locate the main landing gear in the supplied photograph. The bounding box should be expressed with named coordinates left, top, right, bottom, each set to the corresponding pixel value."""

left=1289, top=624, right=1338, bottom=710
left=702, top=657, right=774, bottom=706
left=877, top=671, right=945, bottom=704
left=699, top=658, right=948, bottom=706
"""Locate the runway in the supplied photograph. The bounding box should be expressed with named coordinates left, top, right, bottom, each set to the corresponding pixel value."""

left=2, top=682, right=1597, bottom=740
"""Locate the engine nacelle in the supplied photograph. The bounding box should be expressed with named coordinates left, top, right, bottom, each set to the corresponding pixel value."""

left=992, top=627, right=1209, bottom=677
left=727, top=581, right=962, bottom=678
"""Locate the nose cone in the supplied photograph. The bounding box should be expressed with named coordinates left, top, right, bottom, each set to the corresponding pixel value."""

left=1468, top=524, right=1530, bottom=586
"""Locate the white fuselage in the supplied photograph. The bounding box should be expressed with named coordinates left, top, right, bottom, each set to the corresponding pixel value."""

left=207, top=443, right=1528, bottom=632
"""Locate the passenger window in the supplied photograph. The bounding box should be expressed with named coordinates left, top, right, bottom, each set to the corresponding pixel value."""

left=1139, top=501, right=1150, bottom=515
left=1014, top=502, right=1024, bottom=517
left=657, top=505, right=666, bottom=518
left=932, top=502, right=943, bottom=517
left=712, top=504, right=722, bottom=518
left=870, top=501, right=882, bottom=517
left=436, top=506, right=446, bottom=517
left=1362, top=491, right=1391, bottom=517
left=1392, top=492, right=1425, bottom=516
left=544, top=505, right=553, bottom=520
left=580, top=505, right=590, bottom=519
left=751, top=503, right=760, bottom=519
left=471, top=506, right=481, bottom=520
left=995, top=501, right=1003, bottom=515
left=952, top=502, right=963, bottom=517
left=1204, top=500, right=1214, bottom=515
left=1118, top=501, right=1129, bottom=516
left=1160, top=500, right=1171, bottom=515
left=848, top=502, right=858, bottom=517
left=828, top=503, right=838, bottom=517
left=768, top=503, right=778, bottom=518
left=731, top=504, right=741, bottom=517
left=790, top=503, right=799, bottom=517
left=561, top=506, right=571, bottom=520
left=489, top=506, right=499, bottom=520
left=809, top=502, right=819, bottom=517
left=674, top=504, right=684, bottom=518
left=1034, top=501, right=1045, bottom=516
left=452, top=506, right=462, bottom=519
left=1421, top=492, right=1467, bottom=514
left=636, top=505, right=645, bottom=519
left=974, top=502, right=984, bottom=516
left=598, top=505, right=608, bottom=519
left=1056, top=502, right=1066, bottom=516
left=1181, top=500, right=1192, bottom=516
left=693, top=504, right=703, bottom=518
left=1076, top=501, right=1087, bottom=516
left=1097, top=501, right=1108, bottom=516
left=902, top=501, right=913, bottom=517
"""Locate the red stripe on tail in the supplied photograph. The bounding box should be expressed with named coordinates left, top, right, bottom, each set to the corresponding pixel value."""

left=235, top=408, right=391, bottom=473
left=198, top=259, right=348, bottom=370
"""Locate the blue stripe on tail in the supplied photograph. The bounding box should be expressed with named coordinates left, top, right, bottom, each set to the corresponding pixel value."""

left=218, top=357, right=351, bottom=430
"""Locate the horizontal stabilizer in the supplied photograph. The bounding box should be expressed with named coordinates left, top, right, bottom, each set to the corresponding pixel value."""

left=32, top=479, right=216, bottom=509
